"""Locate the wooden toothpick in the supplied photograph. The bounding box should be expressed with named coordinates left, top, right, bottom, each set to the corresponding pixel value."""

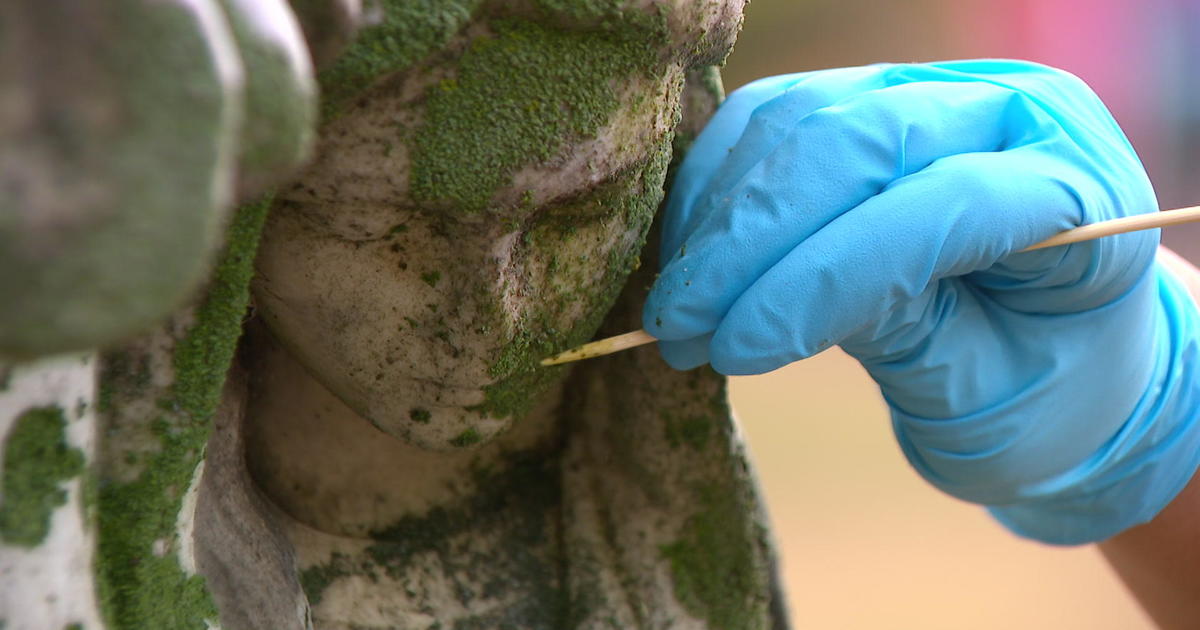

left=1018, top=205, right=1200, bottom=252
left=541, top=205, right=1200, bottom=367
left=540, top=329, right=656, bottom=366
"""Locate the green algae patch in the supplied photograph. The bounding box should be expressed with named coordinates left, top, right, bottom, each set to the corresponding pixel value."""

left=299, top=552, right=356, bottom=607
left=661, top=484, right=764, bottom=630
left=421, top=270, right=442, bottom=288
left=0, top=406, right=85, bottom=547
left=318, top=0, right=483, bottom=119
left=410, top=17, right=664, bottom=212
left=97, top=196, right=273, bottom=630
left=298, top=450, right=565, bottom=626
left=368, top=451, right=565, bottom=623
left=662, top=412, right=712, bottom=451
left=449, top=428, right=482, bottom=448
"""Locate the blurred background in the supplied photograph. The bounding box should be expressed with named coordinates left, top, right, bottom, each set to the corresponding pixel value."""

left=722, top=1, right=1199, bottom=628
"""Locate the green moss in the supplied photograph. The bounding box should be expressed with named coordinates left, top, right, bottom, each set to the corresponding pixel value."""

left=0, top=406, right=85, bottom=547
left=63, top=624, right=83, bottom=630
left=449, top=428, right=481, bottom=448
left=171, top=196, right=274, bottom=420
left=318, top=0, right=483, bottom=119
left=410, top=17, right=664, bottom=212
left=530, top=0, right=643, bottom=21
left=97, top=196, right=273, bottom=629
left=409, top=408, right=432, bottom=424
left=660, top=484, right=763, bottom=630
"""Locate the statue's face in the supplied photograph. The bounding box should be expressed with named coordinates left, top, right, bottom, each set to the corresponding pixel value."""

left=251, top=1, right=744, bottom=450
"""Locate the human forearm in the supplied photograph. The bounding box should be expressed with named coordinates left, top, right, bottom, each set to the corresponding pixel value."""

left=1099, top=247, right=1200, bottom=630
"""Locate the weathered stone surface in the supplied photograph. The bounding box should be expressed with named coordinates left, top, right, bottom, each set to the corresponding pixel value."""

left=0, top=0, right=244, bottom=358
left=194, top=361, right=312, bottom=630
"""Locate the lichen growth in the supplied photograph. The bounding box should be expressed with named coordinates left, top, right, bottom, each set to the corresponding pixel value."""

left=410, top=16, right=665, bottom=212
left=409, top=407, right=432, bottom=424
left=318, top=0, right=484, bottom=119
left=0, top=406, right=85, bottom=547
left=97, top=196, right=273, bottom=629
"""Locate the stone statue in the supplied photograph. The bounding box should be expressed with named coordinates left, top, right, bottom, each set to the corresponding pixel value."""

left=0, top=2, right=788, bottom=628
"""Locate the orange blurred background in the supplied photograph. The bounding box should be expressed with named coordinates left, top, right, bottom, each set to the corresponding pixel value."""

left=722, top=1, right=1200, bottom=627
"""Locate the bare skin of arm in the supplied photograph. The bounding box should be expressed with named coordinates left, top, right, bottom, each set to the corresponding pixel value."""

left=1098, top=246, right=1200, bottom=630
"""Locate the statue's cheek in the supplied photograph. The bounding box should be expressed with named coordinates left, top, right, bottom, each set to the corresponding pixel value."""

left=251, top=140, right=668, bottom=452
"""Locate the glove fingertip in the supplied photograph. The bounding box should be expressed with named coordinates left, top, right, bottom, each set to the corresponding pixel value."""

left=709, top=326, right=795, bottom=376
left=658, top=336, right=713, bottom=371
left=643, top=260, right=716, bottom=340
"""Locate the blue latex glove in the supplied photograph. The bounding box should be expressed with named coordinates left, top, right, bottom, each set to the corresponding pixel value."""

left=644, top=60, right=1200, bottom=544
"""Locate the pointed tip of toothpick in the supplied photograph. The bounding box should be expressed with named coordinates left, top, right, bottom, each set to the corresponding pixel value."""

left=541, top=329, right=657, bottom=366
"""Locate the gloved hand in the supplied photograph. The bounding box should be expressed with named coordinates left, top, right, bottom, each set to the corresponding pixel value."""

left=644, top=60, right=1200, bottom=544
